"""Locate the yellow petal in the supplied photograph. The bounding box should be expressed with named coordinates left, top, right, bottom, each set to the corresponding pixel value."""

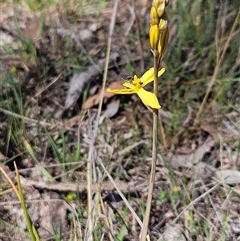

left=141, top=68, right=165, bottom=86
left=140, top=68, right=154, bottom=85
left=107, top=88, right=135, bottom=95
left=158, top=68, right=165, bottom=77
left=137, top=88, right=161, bottom=109
left=123, top=82, right=134, bottom=89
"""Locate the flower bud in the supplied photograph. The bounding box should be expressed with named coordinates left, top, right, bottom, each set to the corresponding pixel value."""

left=149, top=25, right=160, bottom=49
left=152, top=0, right=167, bottom=18
left=157, top=1, right=165, bottom=18
left=150, top=7, right=159, bottom=26
left=152, top=0, right=164, bottom=9
left=158, top=17, right=168, bottom=32
left=157, top=27, right=169, bottom=57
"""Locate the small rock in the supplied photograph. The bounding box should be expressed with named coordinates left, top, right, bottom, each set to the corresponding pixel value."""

left=78, top=29, right=92, bottom=41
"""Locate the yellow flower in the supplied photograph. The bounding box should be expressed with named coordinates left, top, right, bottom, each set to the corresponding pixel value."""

left=107, top=68, right=165, bottom=109
left=172, top=186, right=179, bottom=193
left=65, top=192, right=77, bottom=201
left=10, top=66, right=17, bottom=73
left=186, top=214, right=193, bottom=222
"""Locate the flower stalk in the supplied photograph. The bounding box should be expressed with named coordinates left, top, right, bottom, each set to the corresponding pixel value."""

left=141, top=1, right=169, bottom=240
left=106, top=1, right=169, bottom=240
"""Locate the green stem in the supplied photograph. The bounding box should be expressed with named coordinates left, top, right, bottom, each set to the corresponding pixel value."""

left=141, top=49, right=159, bottom=241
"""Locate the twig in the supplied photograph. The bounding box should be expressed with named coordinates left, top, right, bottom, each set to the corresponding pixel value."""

left=0, top=107, right=76, bottom=131
left=19, top=176, right=130, bottom=192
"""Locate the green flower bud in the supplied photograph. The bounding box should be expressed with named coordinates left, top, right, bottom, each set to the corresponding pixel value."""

left=158, top=27, right=169, bottom=57
left=158, top=17, right=168, bottom=32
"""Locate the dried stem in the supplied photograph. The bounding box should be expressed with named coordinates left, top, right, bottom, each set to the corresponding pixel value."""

left=93, top=0, right=119, bottom=140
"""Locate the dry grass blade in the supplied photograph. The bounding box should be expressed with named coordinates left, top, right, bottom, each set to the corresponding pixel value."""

left=84, top=4, right=120, bottom=237
left=97, top=157, right=143, bottom=228
left=93, top=0, right=119, bottom=140
left=0, top=164, right=40, bottom=241
left=118, top=140, right=146, bottom=156
left=0, top=166, right=20, bottom=201
left=14, top=162, right=40, bottom=241
left=25, top=75, right=61, bottom=106
left=132, top=0, right=145, bottom=72
left=195, top=10, right=240, bottom=124
left=99, top=195, right=114, bottom=241
left=86, top=115, right=94, bottom=241
left=158, top=182, right=220, bottom=240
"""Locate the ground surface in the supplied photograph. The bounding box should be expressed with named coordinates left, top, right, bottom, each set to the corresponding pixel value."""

left=0, top=0, right=240, bottom=241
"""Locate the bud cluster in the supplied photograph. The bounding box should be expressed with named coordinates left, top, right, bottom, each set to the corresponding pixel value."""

left=149, top=0, right=169, bottom=58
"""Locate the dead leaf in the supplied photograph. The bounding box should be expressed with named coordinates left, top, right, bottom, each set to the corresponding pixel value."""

left=99, top=99, right=120, bottom=123
left=200, top=122, right=228, bottom=141
left=64, top=71, right=94, bottom=111
left=215, top=169, right=240, bottom=184
left=182, top=105, right=194, bottom=127
left=104, top=99, right=120, bottom=118
left=83, top=81, right=122, bottom=109
left=170, top=137, right=215, bottom=168
left=20, top=15, right=40, bottom=39
left=63, top=53, right=119, bottom=111
left=161, top=224, right=186, bottom=241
